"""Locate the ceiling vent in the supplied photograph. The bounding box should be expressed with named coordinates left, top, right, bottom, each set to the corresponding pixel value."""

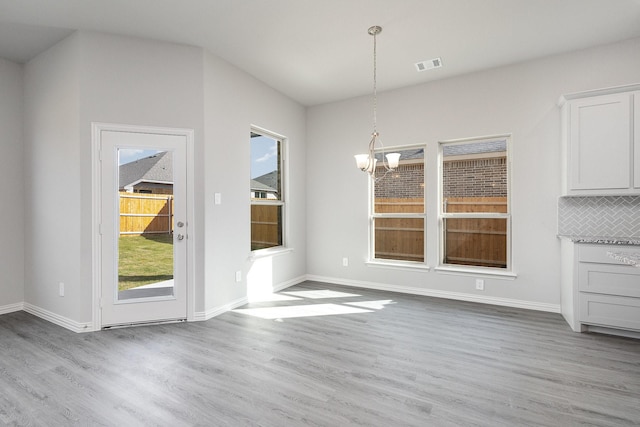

left=415, top=57, right=442, bottom=72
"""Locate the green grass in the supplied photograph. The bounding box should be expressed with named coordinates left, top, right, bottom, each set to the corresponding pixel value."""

left=118, top=234, right=173, bottom=291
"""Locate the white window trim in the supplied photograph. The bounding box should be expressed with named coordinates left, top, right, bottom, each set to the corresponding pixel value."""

left=250, top=126, right=288, bottom=254
left=249, top=246, right=294, bottom=260
left=437, top=134, right=513, bottom=273
left=366, top=260, right=431, bottom=271
left=369, top=144, right=427, bottom=266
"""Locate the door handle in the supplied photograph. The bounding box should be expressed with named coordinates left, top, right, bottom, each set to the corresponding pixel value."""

left=177, top=234, right=185, bottom=241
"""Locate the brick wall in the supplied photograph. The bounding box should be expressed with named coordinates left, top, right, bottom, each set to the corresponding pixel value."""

left=375, top=157, right=507, bottom=198
left=443, top=157, right=506, bottom=197
left=374, top=164, right=424, bottom=198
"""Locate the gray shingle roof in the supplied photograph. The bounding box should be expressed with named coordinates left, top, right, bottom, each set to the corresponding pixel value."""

left=251, top=179, right=276, bottom=192
left=252, top=170, right=278, bottom=192
left=374, top=148, right=424, bottom=162
left=443, top=139, right=506, bottom=156
left=119, top=151, right=173, bottom=189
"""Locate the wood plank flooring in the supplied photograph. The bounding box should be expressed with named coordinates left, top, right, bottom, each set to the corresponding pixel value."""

left=1, top=281, right=639, bottom=426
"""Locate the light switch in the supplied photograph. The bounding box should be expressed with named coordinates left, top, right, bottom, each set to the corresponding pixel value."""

left=214, top=193, right=222, bottom=205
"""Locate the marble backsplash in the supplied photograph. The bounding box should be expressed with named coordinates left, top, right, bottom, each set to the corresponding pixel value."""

left=558, top=196, right=640, bottom=238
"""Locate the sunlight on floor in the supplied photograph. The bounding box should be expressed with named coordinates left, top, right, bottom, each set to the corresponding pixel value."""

left=281, top=290, right=361, bottom=299
left=234, top=303, right=373, bottom=319
left=345, top=300, right=396, bottom=310
left=247, top=294, right=301, bottom=303
left=234, top=287, right=396, bottom=320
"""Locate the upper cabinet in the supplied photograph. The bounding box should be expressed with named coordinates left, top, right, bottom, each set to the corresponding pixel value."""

left=560, top=84, right=640, bottom=195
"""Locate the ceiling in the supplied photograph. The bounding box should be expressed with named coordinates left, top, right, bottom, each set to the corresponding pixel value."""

left=1, top=0, right=639, bottom=106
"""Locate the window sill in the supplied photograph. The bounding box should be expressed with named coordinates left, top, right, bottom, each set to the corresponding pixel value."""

left=249, top=247, right=294, bottom=260
left=434, top=265, right=517, bottom=280
left=365, top=260, right=430, bottom=272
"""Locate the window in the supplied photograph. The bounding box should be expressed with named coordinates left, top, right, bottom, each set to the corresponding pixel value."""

left=250, top=130, right=285, bottom=251
left=371, top=146, right=426, bottom=263
left=439, top=136, right=510, bottom=270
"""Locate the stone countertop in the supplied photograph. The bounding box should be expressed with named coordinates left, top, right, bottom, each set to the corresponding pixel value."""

left=607, top=251, right=640, bottom=267
left=558, top=235, right=640, bottom=246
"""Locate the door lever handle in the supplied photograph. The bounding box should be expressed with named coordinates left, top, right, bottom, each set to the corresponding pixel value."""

left=177, top=234, right=185, bottom=241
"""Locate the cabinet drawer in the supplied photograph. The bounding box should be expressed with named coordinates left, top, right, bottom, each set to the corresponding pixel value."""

left=578, top=245, right=640, bottom=265
left=579, top=294, right=640, bottom=331
left=578, top=263, right=640, bottom=297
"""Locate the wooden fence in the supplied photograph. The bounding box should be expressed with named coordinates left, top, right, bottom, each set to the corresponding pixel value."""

left=373, top=197, right=507, bottom=267
left=374, top=198, right=425, bottom=262
left=120, top=192, right=174, bottom=235
left=251, top=204, right=282, bottom=250
left=443, top=197, right=507, bottom=268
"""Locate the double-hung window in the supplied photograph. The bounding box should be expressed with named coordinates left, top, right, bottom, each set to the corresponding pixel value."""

left=250, top=129, right=285, bottom=251
left=371, top=146, right=426, bottom=264
left=439, top=136, right=511, bottom=270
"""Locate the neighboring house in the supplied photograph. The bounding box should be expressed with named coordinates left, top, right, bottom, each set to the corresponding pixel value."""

left=374, top=142, right=507, bottom=199
left=251, top=170, right=278, bottom=199
left=119, top=151, right=173, bottom=194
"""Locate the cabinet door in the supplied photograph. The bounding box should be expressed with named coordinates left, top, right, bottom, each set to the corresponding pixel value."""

left=635, top=93, right=640, bottom=189
left=569, top=92, right=631, bottom=191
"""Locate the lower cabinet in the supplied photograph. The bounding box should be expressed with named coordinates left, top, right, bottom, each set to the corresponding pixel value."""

left=561, top=242, right=640, bottom=336
left=580, top=294, right=640, bottom=331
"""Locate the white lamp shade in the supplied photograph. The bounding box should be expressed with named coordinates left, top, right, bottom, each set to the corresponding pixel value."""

left=386, top=152, right=400, bottom=169
left=354, top=154, right=370, bottom=170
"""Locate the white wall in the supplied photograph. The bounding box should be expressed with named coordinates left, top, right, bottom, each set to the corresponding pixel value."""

left=77, top=31, right=206, bottom=319
left=23, top=34, right=81, bottom=320
left=0, top=58, right=24, bottom=311
left=306, top=37, right=640, bottom=310
left=203, top=52, right=307, bottom=314
left=20, top=30, right=306, bottom=328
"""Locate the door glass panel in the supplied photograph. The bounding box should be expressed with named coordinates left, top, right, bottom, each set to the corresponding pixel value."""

left=117, top=148, right=175, bottom=301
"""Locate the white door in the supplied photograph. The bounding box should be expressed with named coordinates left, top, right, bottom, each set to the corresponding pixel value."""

left=99, top=128, right=188, bottom=327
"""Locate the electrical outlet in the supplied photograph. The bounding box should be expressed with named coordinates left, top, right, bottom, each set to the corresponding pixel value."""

left=59, top=282, right=65, bottom=297
left=342, top=257, right=349, bottom=267
left=475, top=279, right=484, bottom=291
left=235, top=271, right=242, bottom=282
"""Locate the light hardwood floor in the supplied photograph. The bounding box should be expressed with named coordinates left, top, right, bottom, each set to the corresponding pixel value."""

left=1, top=281, right=639, bottom=426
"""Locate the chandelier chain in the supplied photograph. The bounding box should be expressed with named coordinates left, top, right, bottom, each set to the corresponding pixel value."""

left=355, top=25, right=399, bottom=180
left=372, top=28, right=377, bottom=134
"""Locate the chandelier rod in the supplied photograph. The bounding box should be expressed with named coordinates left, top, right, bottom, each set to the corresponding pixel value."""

left=369, top=25, right=381, bottom=136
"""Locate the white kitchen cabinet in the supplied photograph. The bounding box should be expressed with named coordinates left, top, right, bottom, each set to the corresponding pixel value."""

left=561, top=241, right=640, bottom=337
left=560, top=84, right=640, bottom=195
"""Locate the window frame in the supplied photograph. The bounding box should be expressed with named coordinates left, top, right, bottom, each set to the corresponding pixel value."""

left=368, top=144, right=428, bottom=269
left=437, top=135, right=512, bottom=274
left=250, top=127, right=288, bottom=254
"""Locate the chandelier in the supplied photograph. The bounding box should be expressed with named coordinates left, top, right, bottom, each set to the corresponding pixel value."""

left=354, top=25, right=400, bottom=178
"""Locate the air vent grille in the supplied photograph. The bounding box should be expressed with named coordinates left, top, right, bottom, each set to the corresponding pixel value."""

left=415, top=57, right=442, bottom=72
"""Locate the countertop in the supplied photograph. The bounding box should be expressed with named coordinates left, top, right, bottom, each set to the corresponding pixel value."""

left=607, top=251, right=640, bottom=267
left=558, top=235, right=640, bottom=246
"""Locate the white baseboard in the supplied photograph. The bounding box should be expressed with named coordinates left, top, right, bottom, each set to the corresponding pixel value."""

left=272, top=274, right=307, bottom=293
left=305, top=274, right=561, bottom=313
left=23, top=303, right=93, bottom=333
left=194, top=275, right=307, bottom=321
left=8, top=274, right=558, bottom=332
left=0, top=302, right=24, bottom=315
left=195, top=296, right=248, bottom=321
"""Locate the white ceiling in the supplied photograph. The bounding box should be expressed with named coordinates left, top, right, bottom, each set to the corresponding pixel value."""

left=1, top=0, right=639, bottom=106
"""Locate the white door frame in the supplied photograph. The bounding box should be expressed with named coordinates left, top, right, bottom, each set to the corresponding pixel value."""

left=91, top=122, right=196, bottom=331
